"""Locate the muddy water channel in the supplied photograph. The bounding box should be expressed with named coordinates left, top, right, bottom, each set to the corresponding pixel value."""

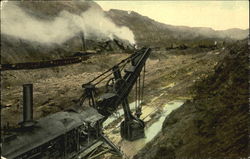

left=104, top=100, right=185, bottom=158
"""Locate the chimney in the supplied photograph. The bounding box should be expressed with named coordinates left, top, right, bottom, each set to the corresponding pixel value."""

left=81, top=32, right=87, bottom=51
left=20, top=84, right=35, bottom=127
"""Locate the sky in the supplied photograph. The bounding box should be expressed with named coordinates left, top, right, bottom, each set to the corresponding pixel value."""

left=96, top=1, right=249, bottom=30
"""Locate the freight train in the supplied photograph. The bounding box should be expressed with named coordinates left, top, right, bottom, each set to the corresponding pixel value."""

left=0, top=53, right=92, bottom=71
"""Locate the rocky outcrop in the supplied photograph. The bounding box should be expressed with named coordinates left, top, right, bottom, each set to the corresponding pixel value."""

left=134, top=39, right=248, bottom=159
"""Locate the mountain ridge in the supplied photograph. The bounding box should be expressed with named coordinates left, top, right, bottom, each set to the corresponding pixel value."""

left=106, top=9, right=248, bottom=46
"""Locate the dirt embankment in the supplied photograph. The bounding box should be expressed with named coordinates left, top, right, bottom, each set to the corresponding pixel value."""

left=134, top=40, right=248, bottom=159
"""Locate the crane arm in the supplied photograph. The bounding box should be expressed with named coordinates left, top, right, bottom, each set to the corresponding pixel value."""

left=81, top=47, right=151, bottom=141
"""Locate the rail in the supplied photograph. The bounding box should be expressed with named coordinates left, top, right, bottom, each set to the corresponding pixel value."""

left=1, top=55, right=89, bottom=71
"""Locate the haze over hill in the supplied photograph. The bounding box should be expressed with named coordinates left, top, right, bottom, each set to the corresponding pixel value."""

left=0, top=1, right=248, bottom=64
left=97, top=1, right=249, bottom=30
left=106, top=9, right=248, bottom=47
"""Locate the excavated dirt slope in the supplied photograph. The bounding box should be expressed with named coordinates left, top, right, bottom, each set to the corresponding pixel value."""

left=134, top=40, right=248, bottom=159
left=1, top=47, right=226, bottom=154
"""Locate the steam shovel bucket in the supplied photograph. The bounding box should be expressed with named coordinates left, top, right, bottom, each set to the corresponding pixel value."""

left=120, top=118, right=145, bottom=141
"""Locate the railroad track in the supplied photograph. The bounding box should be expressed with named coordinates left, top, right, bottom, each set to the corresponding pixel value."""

left=0, top=53, right=96, bottom=71
left=1, top=51, right=134, bottom=71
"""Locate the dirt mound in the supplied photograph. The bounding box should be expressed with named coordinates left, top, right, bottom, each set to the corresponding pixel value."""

left=134, top=39, right=248, bottom=159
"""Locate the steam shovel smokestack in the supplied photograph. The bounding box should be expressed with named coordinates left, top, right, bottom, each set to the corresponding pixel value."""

left=19, top=84, right=36, bottom=128
left=81, top=32, right=86, bottom=51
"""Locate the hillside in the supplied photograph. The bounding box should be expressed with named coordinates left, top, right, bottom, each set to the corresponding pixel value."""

left=1, top=1, right=248, bottom=64
left=134, top=39, right=249, bottom=159
left=106, top=9, right=248, bottom=47
left=0, top=1, right=133, bottom=64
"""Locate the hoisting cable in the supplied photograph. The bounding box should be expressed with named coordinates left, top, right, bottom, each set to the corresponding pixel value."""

left=92, top=59, right=129, bottom=86
left=135, top=64, right=146, bottom=118
left=94, top=63, right=127, bottom=86
left=141, top=64, right=146, bottom=103
left=86, top=51, right=143, bottom=85
left=139, top=72, right=141, bottom=106
left=135, top=78, right=138, bottom=115
left=78, top=93, right=88, bottom=106
left=137, top=72, right=142, bottom=117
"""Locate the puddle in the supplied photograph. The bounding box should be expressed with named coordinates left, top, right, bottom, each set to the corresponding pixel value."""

left=118, top=100, right=185, bottom=158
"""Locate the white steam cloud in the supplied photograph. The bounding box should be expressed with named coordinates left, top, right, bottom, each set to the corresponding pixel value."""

left=1, top=2, right=135, bottom=45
